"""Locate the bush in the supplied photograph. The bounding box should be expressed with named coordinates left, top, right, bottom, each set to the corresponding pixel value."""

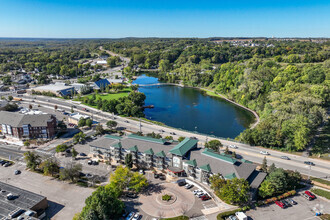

left=56, top=144, right=68, bottom=153
left=217, top=209, right=241, bottom=220
left=311, top=188, right=330, bottom=200
left=162, top=194, right=172, bottom=201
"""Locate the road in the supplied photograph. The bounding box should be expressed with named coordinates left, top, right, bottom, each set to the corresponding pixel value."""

left=15, top=94, right=330, bottom=179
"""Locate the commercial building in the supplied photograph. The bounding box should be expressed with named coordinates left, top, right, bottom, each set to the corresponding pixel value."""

left=0, top=181, right=48, bottom=219
left=29, top=83, right=75, bottom=97
left=68, top=113, right=90, bottom=125
left=90, top=134, right=266, bottom=190
left=0, top=111, right=57, bottom=140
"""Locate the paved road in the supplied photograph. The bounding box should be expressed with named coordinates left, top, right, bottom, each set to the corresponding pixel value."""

left=16, top=94, right=330, bottom=179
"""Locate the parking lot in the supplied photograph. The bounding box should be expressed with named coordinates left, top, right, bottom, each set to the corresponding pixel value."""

left=0, top=162, right=94, bottom=220
left=246, top=192, right=330, bottom=220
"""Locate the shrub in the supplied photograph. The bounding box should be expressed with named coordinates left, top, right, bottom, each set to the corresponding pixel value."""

left=217, top=209, right=242, bottom=220
left=162, top=194, right=172, bottom=201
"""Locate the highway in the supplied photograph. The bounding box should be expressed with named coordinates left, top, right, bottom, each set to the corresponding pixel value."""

left=16, top=94, right=330, bottom=179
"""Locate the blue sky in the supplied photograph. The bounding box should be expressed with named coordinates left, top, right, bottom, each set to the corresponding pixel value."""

left=0, top=0, right=329, bottom=38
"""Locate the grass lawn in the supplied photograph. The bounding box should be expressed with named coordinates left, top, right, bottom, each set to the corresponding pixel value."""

left=311, top=188, right=330, bottom=200
left=85, top=88, right=131, bottom=101
left=311, top=177, right=330, bottom=186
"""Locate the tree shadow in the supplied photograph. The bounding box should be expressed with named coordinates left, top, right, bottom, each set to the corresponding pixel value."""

left=141, top=183, right=166, bottom=196
left=46, top=200, right=65, bottom=219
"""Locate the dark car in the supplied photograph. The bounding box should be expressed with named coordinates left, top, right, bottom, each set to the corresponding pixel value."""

left=0, top=160, right=5, bottom=165
left=177, top=180, right=186, bottom=186
left=92, top=161, right=99, bottom=165
left=79, top=152, right=87, bottom=157
left=87, top=160, right=93, bottom=165
left=304, top=161, right=315, bottom=166
left=14, top=170, right=21, bottom=175
left=282, top=200, right=291, bottom=207
left=159, top=174, right=166, bottom=180
left=154, top=173, right=159, bottom=178
left=126, top=193, right=138, bottom=199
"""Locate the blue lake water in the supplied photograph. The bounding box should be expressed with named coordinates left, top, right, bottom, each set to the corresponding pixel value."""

left=133, top=74, right=255, bottom=139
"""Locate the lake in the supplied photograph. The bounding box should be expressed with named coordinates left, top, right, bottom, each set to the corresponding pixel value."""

left=133, top=74, right=255, bottom=139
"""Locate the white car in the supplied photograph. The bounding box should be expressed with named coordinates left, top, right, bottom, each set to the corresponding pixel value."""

left=193, top=189, right=203, bottom=195
left=185, top=184, right=193, bottom=189
left=229, top=145, right=238, bottom=149
left=132, top=213, right=141, bottom=220
left=260, top=151, right=270, bottom=155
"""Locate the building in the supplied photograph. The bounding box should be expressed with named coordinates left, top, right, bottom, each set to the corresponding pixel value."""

left=0, top=100, right=8, bottom=110
left=0, top=181, right=48, bottom=219
left=92, top=79, right=111, bottom=90
left=68, top=113, right=90, bottom=125
left=96, top=60, right=107, bottom=65
left=29, top=83, right=75, bottom=97
left=0, top=111, right=57, bottom=140
left=70, top=83, right=92, bottom=94
left=89, top=134, right=266, bottom=190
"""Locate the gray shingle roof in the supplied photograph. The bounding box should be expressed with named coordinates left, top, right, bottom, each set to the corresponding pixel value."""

left=0, top=111, right=54, bottom=127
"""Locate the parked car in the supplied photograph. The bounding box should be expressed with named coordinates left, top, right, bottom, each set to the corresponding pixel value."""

left=92, top=161, right=99, bottom=165
left=126, top=212, right=135, bottom=220
left=260, top=151, right=270, bottom=155
left=288, top=198, right=297, bottom=205
left=14, top=170, right=21, bottom=175
left=159, top=174, right=166, bottom=180
left=305, top=190, right=316, bottom=200
left=196, top=192, right=205, bottom=198
left=79, top=152, right=87, bottom=157
left=132, top=213, right=141, bottom=220
left=139, top=170, right=145, bottom=175
left=275, top=201, right=285, bottom=209
left=280, top=156, right=290, bottom=160
left=282, top=199, right=291, bottom=207
left=201, top=194, right=211, bottom=201
left=178, top=180, right=186, bottom=186
left=87, top=160, right=93, bottom=165
left=126, top=193, right=138, bottom=199
left=228, top=215, right=238, bottom=220
left=302, top=193, right=312, bottom=200
left=0, top=160, right=6, bottom=165
left=154, top=173, right=159, bottom=178
left=3, top=162, right=10, bottom=167
left=193, top=189, right=203, bottom=195
left=304, top=161, right=315, bottom=166
left=185, top=184, right=193, bottom=189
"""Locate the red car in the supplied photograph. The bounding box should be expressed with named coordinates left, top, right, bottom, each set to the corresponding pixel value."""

left=275, top=201, right=285, bottom=209
left=305, top=190, right=316, bottom=199
left=201, top=195, right=211, bottom=201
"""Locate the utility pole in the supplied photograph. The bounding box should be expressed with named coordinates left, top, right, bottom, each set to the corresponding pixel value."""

left=139, top=118, right=142, bottom=133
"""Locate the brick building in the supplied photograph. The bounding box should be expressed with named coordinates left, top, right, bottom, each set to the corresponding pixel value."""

left=0, top=111, right=57, bottom=140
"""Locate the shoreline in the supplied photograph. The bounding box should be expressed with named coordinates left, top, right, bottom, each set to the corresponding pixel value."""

left=136, top=81, right=260, bottom=129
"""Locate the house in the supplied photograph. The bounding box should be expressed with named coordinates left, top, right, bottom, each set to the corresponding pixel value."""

left=0, top=111, right=57, bottom=140
left=89, top=135, right=266, bottom=191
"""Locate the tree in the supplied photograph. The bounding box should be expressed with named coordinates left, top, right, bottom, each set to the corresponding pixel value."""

left=125, top=153, right=133, bottom=169
left=109, top=166, right=148, bottom=193
left=95, top=124, right=104, bottom=135
left=72, top=148, right=78, bottom=159
left=74, top=132, right=86, bottom=144
left=23, top=141, right=30, bottom=148
left=78, top=118, right=86, bottom=127
left=86, top=118, right=93, bottom=128
left=40, top=158, right=60, bottom=177
left=232, top=151, right=237, bottom=159
left=218, top=178, right=250, bottom=205
left=56, top=144, right=68, bottom=153
left=28, top=104, right=32, bottom=110
left=178, top=136, right=185, bottom=142
left=106, top=120, right=118, bottom=129
left=79, top=185, right=125, bottom=220
left=59, top=162, right=82, bottom=183
left=54, top=105, right=58, bottom=111
left=205, top=140, right=222, bottom=152
left=24, top=151, right=41, bottom=171
left=268, top=163, right=276, bottom=173
left=261, top=156, right=268, bottom=172
left=258, top=180, right=275, bottom=198
left=8, top=95, right=13, bottom=101
left=209, top=174, right=226, bottom=192
left=224, top=146, right=229, bottom=154
left=71, top=106, right=74, bottom=113
left=267, top=168, right=288, bottom=193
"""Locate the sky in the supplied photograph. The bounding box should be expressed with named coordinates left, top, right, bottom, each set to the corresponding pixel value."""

left=0, top=0, right=330, bottom=38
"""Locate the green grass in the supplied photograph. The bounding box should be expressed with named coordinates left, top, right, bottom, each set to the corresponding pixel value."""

left=311, top=188, right=330, bottom=200
left=85, top=88, right=131, bottom=101
left=311, top=178, right=330, bottom=186
left=165, top=216, right=189, bottom=220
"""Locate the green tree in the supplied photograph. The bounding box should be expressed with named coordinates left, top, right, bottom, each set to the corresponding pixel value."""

left=8, top=95, right=13, bottom=101
left=59, top=162, right=82, bottom=183
left=224, top=146, right=230, bottom=154
left=56, top=144, right=68, bottom=153
left=23, top=141, right=30, bottom=147
left=24, top=151, right=41, bottom=171
left=72, top=148, right=78, bottom=159
left=267, top=168, right=288, bottom=193
left=74, top=132, right=86, bottom=144
left=106, top=120, right=118, bottom=129
left=268, top=163, right=276, bottom=173
left=205, top=140, right=222, bottom=152
left=40, top=158, right=60, bottom=177
left=125, top=153, right=133, bottom=169
left=78, top=118, right=86, bottom=127
left=218, top=178, right=250, bottom=205
left=109, top=166, right=148, bottom=193
left=95, top=124, right=104, bottom=135
left=209, top=174, right=226, bottom=192
left=258, top=180, right=275, bottom=198
left=178, top=137, right=185, bottom=142
left=261, top=156, right=268, bottom=172
left=86, top=118, right=93, bottom=128
left=79, top=185, right=124, bottom=220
